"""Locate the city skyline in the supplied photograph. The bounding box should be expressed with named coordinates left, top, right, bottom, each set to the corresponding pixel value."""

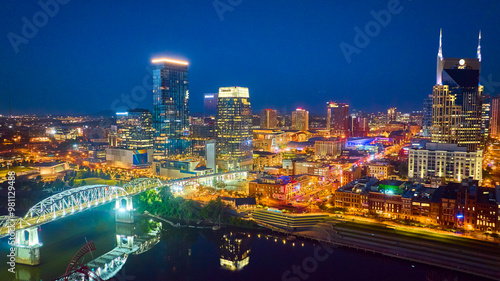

left=2, top=1, right=500, bottom=115
left=2, top=2, right=500, bottom=280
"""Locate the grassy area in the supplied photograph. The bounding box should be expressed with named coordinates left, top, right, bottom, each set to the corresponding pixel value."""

left=73, top=177, right=118, bottom=186
left=0, top=166, right=37, bottom=178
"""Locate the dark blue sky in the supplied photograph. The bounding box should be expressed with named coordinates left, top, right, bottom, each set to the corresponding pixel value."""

left=1, top=0, right=500, bottom=115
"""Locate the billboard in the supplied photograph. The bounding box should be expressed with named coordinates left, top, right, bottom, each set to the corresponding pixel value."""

left=133, top=149, right=148, bottom=165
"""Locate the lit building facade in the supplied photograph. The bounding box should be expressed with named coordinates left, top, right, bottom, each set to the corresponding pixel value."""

left=260, top=109, right=278, bottom=129
left=368, top=163, right=392, bottom=180
left=292, top=108, right=309, bottom=131
left=422, top=95, right=433, bottom=137
left=431, top=30, right=484, bottom=152
left=387, top=107, right=397, bottom=122
left=249, top=175, right=299, bottom=201
left=152, top=57, right=190, bottom=161
left=408, top=142, right=482, bottom=183
left=215, top=87, right=253, bottom=171
left=326, top=102, right=349, bottom=136
left=491, top=96, right=500, bottom=138
left=115, top=109, right=153, bottom=150
left=314, top=139, right=344, bottom=159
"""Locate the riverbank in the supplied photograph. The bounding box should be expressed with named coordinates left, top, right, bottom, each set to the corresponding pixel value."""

left=257, top=220, right=500, bottom=280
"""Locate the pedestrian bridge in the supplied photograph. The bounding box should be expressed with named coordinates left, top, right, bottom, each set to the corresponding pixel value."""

left=0, top=171, right=247, bottom=238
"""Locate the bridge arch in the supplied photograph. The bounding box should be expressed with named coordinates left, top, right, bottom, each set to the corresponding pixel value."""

left=24, top=185, right=129, bottom=224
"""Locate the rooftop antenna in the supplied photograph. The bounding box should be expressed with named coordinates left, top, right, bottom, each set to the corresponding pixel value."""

left=477, top=30, right=482, bottom=62
left=438, top=28, right=443, bottom=60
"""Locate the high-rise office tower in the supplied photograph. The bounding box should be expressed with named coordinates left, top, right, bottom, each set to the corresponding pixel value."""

left=292, top=108, right=309, bottom=131
left=431, top=29, right=484, bottom=152
left=151, top=57, right=190, bottom=160
left=115, top=109, right=153, bottom=150
left=204, top=93, right=218, bottom=116
left=215, top=87, right=253, bottom=171
left=387, top=107, right=397, bottom=122
left=481, top=95, right=491, bottom=144
left=260, top=109, right=278, bottom=129
left=326, top=102, right=348, bottom=136
left=491, top=96, right=500, bottom=138
left=349, top=114, right=369, bottom=137
left=422, top=95, right=433, bottom=137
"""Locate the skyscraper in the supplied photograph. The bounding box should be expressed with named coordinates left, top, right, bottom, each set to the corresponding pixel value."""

left=431, top=30, right=484, bottom=152
left=387, top=107, right=397, bottom=122
left=115, top=109, right=153, bottom=150
left=491, top=96, right=500, bottom=138
left=422, top=95, right=433, bottom=137
left=204, top=93, right=218, bottom=116
left=215, top=87, right=253, bottom=171
left=292, top=108, right=309, bottom=131
left=326, top=102, right=349, bottom=136
left=151, top=57, right=190, bottom=161
left=260, top=109, right=278, bottom=129
left=481, top=95, right=491, bottom=144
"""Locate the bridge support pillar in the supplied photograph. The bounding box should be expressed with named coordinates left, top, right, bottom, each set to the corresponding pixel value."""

left=115, top=197, right=134, bottom=224
left=115, top=222, right=134, bottom=250
left=14, top=227, right=42, bottom=266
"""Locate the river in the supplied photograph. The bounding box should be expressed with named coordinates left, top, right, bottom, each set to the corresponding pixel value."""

left=0, top=207, right=490, bottom=281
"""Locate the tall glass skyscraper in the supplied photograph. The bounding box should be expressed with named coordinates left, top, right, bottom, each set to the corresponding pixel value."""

left=152, top=57, right=190, bottom=160
left=215, top=87, right=253, bottom=171
left=326, top=102, right=348, bottom=136
left=292, top=108, right=309, bottom=131
left=115, top=108, right=153, bottom=150
left=431, top=30, right=484, bottom=152
left=422, top=95, right=433, bottom=137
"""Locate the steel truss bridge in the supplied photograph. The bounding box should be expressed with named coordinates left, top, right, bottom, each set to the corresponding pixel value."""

left=0, top=171, right=247, bottom=237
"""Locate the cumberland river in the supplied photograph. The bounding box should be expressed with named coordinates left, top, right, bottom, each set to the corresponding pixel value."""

left=0, top=208, right=490, bottom=281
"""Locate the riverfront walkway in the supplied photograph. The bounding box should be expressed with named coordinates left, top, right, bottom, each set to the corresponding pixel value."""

left=259, top=220, right=500, bottom=280
left=144, top=212, right=214, bottom=229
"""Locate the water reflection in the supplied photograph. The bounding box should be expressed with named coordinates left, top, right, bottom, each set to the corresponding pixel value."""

left=219, top=232, right=251, bottom=271
left=14, top=265, right=40, bottom=281
left=1, top=211, right=489, bottom=281
left=56, top=220, right=161, bottom=281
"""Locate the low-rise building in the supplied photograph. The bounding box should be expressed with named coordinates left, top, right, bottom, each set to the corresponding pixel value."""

left=106, top=148, right=153, bottom=169
left=293, top=161, right=331, bottom=178
left=314, top=138, right=345, bottom=159
left=368, top=162, right=392, bottom=180
left=249, top=175, right=299, bottom=201
left=253, top=151, right=282, bottom=171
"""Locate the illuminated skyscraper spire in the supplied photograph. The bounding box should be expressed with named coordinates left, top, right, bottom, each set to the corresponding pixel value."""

left=477, top=30, right=482, bottom=62
left=436, top=28, right=443, bottom=85
left=438, top=28, right=443, bottom=60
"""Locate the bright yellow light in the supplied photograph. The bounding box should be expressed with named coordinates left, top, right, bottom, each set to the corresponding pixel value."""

left=151, top=57, right=188, bottom=65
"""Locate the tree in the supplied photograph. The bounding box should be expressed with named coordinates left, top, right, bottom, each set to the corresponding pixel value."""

left=200, top=198, right=224, bottom=222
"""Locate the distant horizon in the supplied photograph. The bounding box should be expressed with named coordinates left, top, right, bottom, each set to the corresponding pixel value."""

left=1, top=106, right=425, bottom=118
left=2, top=1, right=499, bottom=116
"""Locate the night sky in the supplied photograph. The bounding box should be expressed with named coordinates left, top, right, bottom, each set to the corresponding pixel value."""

left=2, top=0, right=500, bottom=116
